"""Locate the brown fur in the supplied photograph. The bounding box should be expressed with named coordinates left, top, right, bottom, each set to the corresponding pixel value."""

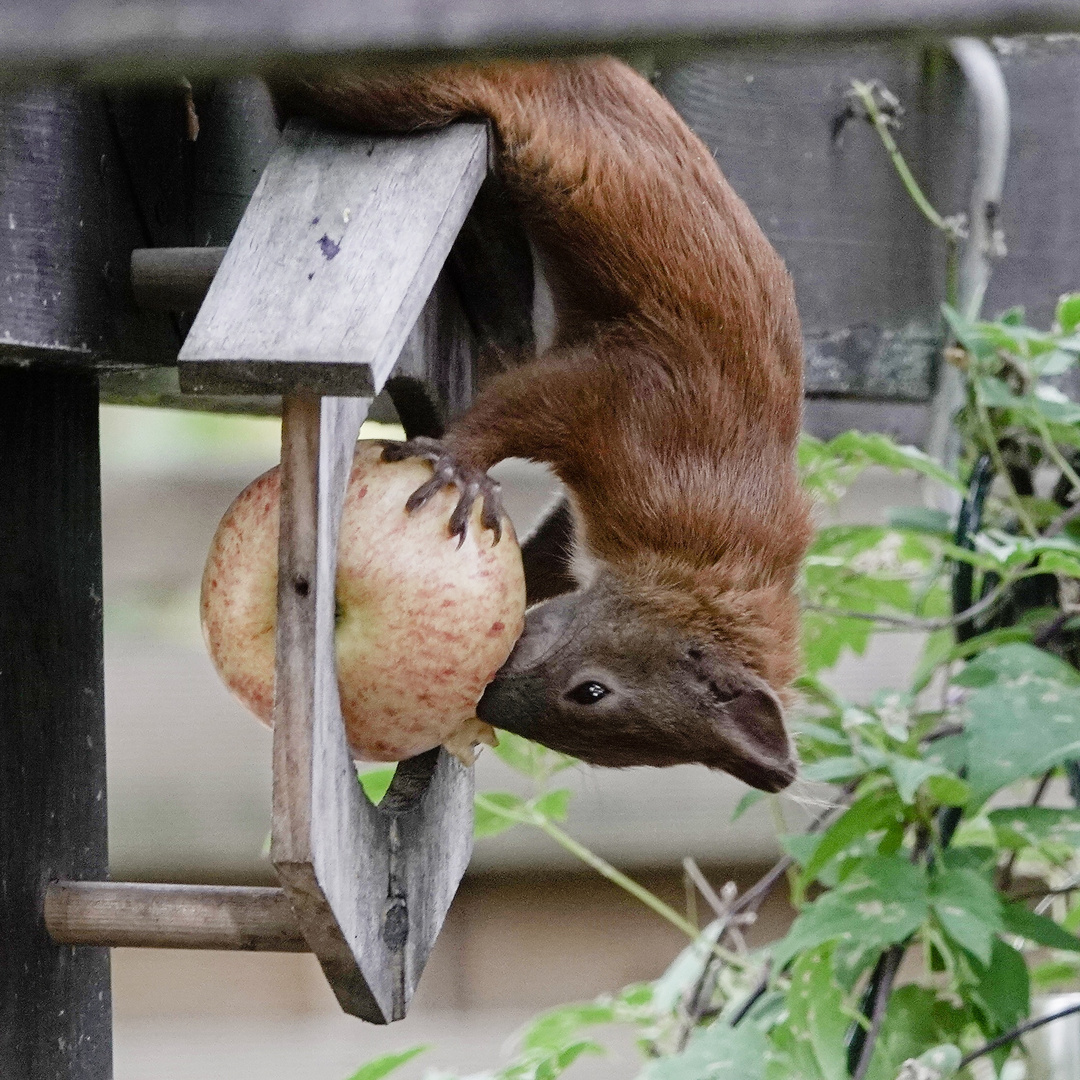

left=273, top=58, right=813, bottom=788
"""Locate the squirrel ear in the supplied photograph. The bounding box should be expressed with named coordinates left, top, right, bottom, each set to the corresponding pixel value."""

left=689, top=645, right=796, bottom=790
left=721, top=682, right=796, bottom=792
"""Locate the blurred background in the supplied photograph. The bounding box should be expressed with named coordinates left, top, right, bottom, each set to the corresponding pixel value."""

left=102, top=406, right=924, bottom=1080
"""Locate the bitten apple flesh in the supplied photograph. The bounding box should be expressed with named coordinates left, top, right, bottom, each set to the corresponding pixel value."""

left=201, top=440, right=526, bottom=762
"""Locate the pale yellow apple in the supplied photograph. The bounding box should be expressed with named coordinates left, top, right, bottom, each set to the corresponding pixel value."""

left=201, top=440, right=526, bottom=762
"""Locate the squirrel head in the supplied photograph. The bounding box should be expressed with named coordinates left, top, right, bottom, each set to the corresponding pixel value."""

left=477, top=571, right=797, bottom=791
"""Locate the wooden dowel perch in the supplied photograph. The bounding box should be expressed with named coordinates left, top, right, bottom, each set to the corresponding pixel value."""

left=131, top=247, right=226, bottom=312
left=44, top=881, right=309, bottom=951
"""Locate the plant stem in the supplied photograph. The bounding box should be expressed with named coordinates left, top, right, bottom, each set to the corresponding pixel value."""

left=1031, top=411, right=1080, bottom=499
left=802, top=574, right=1015, bottom=630
left=849, top=81, right=948, bottom=232
left=473, top=794, right=746, bottom=967
left=998, top=769, right=1053, bottom=893
left=973, top=386, right=1040, bottom=536
left=958, top=1001, right=1080, bottom=1068
left=732, top=785, right=857, bottom=918
left=1046, top=499, right=1080, bottom=539
left=533, top=815, right=714, bottom=949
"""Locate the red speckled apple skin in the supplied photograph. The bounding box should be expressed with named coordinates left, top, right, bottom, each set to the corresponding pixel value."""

left=200, top=441, right=526, bottom=760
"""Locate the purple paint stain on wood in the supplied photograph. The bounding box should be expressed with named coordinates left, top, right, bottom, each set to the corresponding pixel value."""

left=318, top=234, right=340, bottom=260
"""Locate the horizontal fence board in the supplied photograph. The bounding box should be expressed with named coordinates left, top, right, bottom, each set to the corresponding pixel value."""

left=3, top=1, right=1077, bottom=83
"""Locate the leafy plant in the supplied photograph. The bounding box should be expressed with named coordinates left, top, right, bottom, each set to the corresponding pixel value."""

left=344, top=79, right=1080, bottom=1080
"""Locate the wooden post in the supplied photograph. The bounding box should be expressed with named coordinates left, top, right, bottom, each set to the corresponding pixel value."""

left=0, top=369, right=112, bottom=1080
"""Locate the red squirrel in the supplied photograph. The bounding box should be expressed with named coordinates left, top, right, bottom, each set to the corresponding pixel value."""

left=272, top=58, right=813, bottom=791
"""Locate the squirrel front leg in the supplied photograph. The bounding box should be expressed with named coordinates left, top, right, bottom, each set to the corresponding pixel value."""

left=380, top=345, right=604, bottom=543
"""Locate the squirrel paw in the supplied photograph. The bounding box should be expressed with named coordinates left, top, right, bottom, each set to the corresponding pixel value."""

left=380, top=437, right=503, bottom=546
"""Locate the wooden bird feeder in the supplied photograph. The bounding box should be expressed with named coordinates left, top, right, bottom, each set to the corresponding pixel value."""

left=7, top=107, right=535, bottom=1035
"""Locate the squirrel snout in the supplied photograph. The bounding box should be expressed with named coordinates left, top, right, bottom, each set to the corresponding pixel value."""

left=477, top=672, right=549, bottom=737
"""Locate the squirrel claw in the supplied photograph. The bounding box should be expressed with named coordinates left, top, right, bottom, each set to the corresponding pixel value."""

left=380, top=438, right=503, bottom=544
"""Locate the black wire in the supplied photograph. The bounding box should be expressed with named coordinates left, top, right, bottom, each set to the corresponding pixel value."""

left=952, top=455, right=994, bottom=644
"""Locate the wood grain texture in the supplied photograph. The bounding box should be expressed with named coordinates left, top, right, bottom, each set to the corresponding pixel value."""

left=661, top=45, right=957, bottom=402
left=45, top=882, right=308, bottom=951
left=270, top=392, right=474, bottom=1021
left=2, top=1, right=1077, bottom=84
left=270, top=392, right=391, bottom=1020
left=178, top=120, right=489, bottom=397
left=386, top=750, right=474, bottom=1016
left=0, top=370, right=111, bottom=1080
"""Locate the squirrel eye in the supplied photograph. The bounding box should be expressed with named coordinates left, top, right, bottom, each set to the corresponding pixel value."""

left=566, top=681, right=610, bottom=705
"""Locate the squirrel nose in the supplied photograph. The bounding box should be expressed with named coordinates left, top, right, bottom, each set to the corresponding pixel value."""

left=477, top=672, right=548, bottom=736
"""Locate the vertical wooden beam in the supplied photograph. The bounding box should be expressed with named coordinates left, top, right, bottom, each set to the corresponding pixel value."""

left=0, top=369, right=111, bottom=1079
left=271, top=392, right=396, bottom=1021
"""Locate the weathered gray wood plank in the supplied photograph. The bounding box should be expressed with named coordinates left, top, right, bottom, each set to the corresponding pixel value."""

left=386, top=751, right=474, bottom=1016
left=270, top=391, right=474, bottom=1021
left=178, top=120, right=489, bottom=397
left=270, top=392, right=393, bottom=1021
left=2, top=1, right=1078, bottom=85
left=45, top=882, right=308, bottom=951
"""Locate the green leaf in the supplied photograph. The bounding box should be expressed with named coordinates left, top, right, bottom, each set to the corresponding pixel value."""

left=342, top=1046, right=428, bottom=1080
left=1002, top=903, right=1080, bottom=951
left=358, top=766, right=396, bottom=805
left=796, top=721, right=850, bottom=748
left=532, top=789, right=571, bottom=822
left=929, top=868, right=1002, bottom=964
left=970, top=938, right=1030, bottom=1031
left=911, top=629, right=955, bottom=696
left=492, top=731, right=577, bottom=780
left=1057, top=293, right=1080, bottom=334
left=952, top=644, right=1080, bottom=806
left=924, top=773, right=971, bottom=807
left=799, top=756, right=868, bottom=784
left=802, top=610, right=874, bottom=675
left=886, top=755, right=951, bottom=805
left=989, top=806, right=1080, bottom=851
left=909, top=1045, right=962, bottom=1080
left=785, top=945, right=850, bottom=1080
left=525, top=1040, right=603, bottom=1079
left=731, top=789, right=767, bottom=821
left=1031, top=958, right=1080, bottom=990
left=1065, top=902, right=1080, bottom=933
left=651, top=923, right=728, bottom=1014
left=822, top=431, right=964, bottom=491
left=801, top=789, right=902, bottom=886
left=863, top=986, right=967, bottom=1080
left=639, top=1018, right=768, bottom=1080
left=519, top=1000, right=618, bottom=1054
left=945, top=627, right=1035, bottom=664
left=773, top=856, right=929, bottom=972
left=474, top=792, right=527, bottom=838
left=780, top=832, right=823, bottom=869
left=887, top=505, right=953, bottom=536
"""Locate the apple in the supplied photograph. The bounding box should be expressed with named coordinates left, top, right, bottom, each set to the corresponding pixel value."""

left=200, top=440, right=526, bottom=763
